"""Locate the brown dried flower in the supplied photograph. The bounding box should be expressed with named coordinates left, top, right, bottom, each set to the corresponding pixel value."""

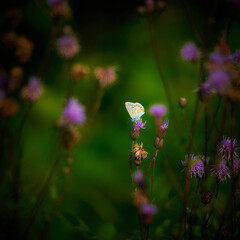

left=0, top=98, right=19, bottom=117
left=71, top=64, right=90, bottom=82
left=133, top=143, right=148, bottom=166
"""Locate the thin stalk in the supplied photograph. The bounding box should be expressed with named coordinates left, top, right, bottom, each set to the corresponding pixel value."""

left=182, top=109, right=200, bottom=155
left=147, top=15, right=183, bottom=146
left=130, top=140, right=135, bottom=192
left=21, top=153, right=65, bottom=239
left=145, top=145, right=159, bottom=178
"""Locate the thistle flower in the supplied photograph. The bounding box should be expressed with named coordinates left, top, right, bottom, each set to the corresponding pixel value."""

left=21, top=77, right=43, bottom=102
left=71, top=64, right=89, bottom=82
left=149, top=104, right=167, bottom=127
left=182, top=155, right=205, bottom=179
left=133, top=143, right=148, bottom=165
left=212, top=160, right=231, bottom=182
left=233, top=158, right=240, bottom=175
left=207, top=70, right=231, bottom=95
left=209, top=51, right=226, bottom=64
left=228, top=50, right=240, bottom=65
left=157, top=121, right=168, bottom=139
left=57, top=34, right=80, bottom=59
left=60, top=98, right=86, bottom=126
left=181, top=42, right=201, bottom=62
left=196, top=82, right=214, bottom=102
left=220, top=137, right=238, bottom=160
left=131, top=119, right=145, bottom=140
left=134, top=170, right=145, bottom=187
left=94, top=66, right=117, bottom=87
left=48, top=0, right=71, bottom=19
left=141, top=203, right=157, bottom=224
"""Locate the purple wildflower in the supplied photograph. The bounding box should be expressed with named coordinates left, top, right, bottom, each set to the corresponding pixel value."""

left=61, top=98, right=86, bottom=126
left=228, top=50, right=240, bottom=65
left=182, top=155, right=205, bottom=179
left=196, top=82, right=214, bottom=102
left=220, top=137, right=238, bottom=160
left=181, top=42, right=201, bottom=62
left=149, top=104, right=167, bottom=127
left=21, top=77, right=43, bottom=102
left=209, top=51, right=226, bottom=64
left=141, top=203, right=157, bottom=224
left=134, top=170, right=145, bottom=187
left=207, top=70, right=231, bottom=95
left=157, top=121, right=168, bottom=139
left=131, top=119, right=145, bottom=140
left=57, top=34, right=80, bottom=59
left=212, top=160, right=231, bottom=182
left=233, top=158, right=240, bottom=175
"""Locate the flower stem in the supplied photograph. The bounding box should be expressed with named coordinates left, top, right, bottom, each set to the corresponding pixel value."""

left=130, top=140, right=135, bottom=192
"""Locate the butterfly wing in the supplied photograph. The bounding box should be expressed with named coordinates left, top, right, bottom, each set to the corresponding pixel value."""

left=132, top=103, right=145, bottom=120
left=125, top=102, right=135, bottom=119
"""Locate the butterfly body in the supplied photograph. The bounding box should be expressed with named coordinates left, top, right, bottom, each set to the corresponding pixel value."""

left=125, top=102, right=145, bottom=122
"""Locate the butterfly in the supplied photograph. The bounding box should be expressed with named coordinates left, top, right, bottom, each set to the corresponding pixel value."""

left=125, top=102, right=145, bottom=122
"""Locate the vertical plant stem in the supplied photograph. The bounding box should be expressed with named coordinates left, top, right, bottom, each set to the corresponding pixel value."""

left=150, top=151, right=158, bottom=203
left=130, top=140, right=135, bottom=192
left=147, top=16, right=183, bottom=146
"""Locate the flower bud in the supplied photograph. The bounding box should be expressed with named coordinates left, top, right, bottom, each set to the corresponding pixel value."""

left=131, top=128, right=140, bottom=141
left=157, top=121, right=168, bottom=139
left=179, top=97, right=187, bottom=108
left=155, top=137, right=164, bottom=148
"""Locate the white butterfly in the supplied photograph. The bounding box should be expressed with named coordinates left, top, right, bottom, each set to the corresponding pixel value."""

left=125, top=102, right=145, bottom=122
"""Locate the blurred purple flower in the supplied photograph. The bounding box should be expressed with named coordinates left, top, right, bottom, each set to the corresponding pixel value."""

left=21, top=77, right=43, bottom=102
left=212, top=160, right=230, bottom=182
left=228, top=50, right=240, bottom=65
left=61, top=98, right=86, bottom=126
left=196, top=82, right=214, bottom=102
left=141, top=203, right=157, bottom=224
left=233, top=158, right=240, bottom=175
left=220, top=137, right=238, bottom=160
left=207, top=70, right=231, bottom=95
left=57, top=34, right=80, bottom=59
left=181, top=42, right=201, bottom=62
left=134, top=170, right=145, bottom=186
left=209, top=51, right=226, bottom=64
left=149, top=104, right=166, bottom=117
left=47, top=0, right=62, bottom=6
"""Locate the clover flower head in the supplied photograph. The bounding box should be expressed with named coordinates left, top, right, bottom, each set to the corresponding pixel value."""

left=220, top=137, right=238, bottom=160
left=181, top=42, right=201, bottom=62
left=212, top=160, right=231, bottom=182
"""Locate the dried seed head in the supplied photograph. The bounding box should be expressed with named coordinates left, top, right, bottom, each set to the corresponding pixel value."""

left=201, top=191, right=212, bottom=205
left=133, top=143, right=148, bottom=166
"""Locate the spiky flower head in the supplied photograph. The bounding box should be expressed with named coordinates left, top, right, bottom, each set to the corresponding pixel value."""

left=71, top=64, right=89, bottom=82
left=21, top=77, right=43, bottom=102
left=131, top=119, right=145, bottom=140
left=233, top=158, right=240, bottom=175
left=196, top=82, right=214, bottom=102
left=181, top=42, right=201, bottom=62
left=220, top=137, right=238, bottom=160
left=212, top=160, right=231, bottom=182
left=157, top=121, right=168, bottom=139
left=182, top=155, right=205, bottom=179
left=94, top=66, right=117, bottom=88
left=57, top=34, right=80, bottom=59
left=60, top=98, right=86, bottom=126
left=133, top=143, right=148, bottom=166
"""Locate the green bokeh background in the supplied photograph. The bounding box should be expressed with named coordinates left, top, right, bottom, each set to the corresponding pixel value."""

left=1, top=0, right=240, bottom=239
